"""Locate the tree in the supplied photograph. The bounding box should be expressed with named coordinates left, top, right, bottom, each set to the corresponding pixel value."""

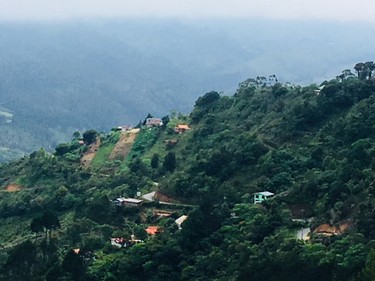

left=362, top=249, right=375, bottom=280
left=73, top=131, right=81, bottom=140
left=30, top=217, right=44, bottom=236
left=365, top=61, right=375, bottom=79
left=354, top=62, right=365, bottom=79
left=163, top=152, right=176, bottom=173
left=42, top=210, right=61, bottom=231
left=134, top=225, right=148, bottom=240
left=195, top=91, right=220, bottom=107
left=162, top=115, right=170, bottom=127
left=342, top=69, right=355, bottom=79
left=62, top=250, right=87, bottom=281
left=3, top=240, right=37, bottom=280
left=36, top=210, right=61, bottom=242
left=82, top=129, right=98, bottom=144
left=142, top=113, right=153, bottom=125
left=55, top=143, right=71, bottom=156
left=151, top=153, right=160, bottom=169
left=337, top=73, right=345, bottom=82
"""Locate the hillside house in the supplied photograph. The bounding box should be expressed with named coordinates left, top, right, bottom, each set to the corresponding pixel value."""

left=314, top=85, right=325, bottom=95
left=313, top=223, right=351, bottom=236
left=145, top=226, right=161, bottom=235
left=146, top=118, right=163, bottom=127
left=113, top=197, right=143, bottom=207
left=73, top=248, right=80, bottom=254
left=110, top=237, right=127, bottom=248
left=253, top=191, right=274, bottom=204
left=164, top=139, right=179, bottom=146
left=115, top=125, right=132, bottom=131
left=154, top=210, right=173, bottom=218
left=175, top=215, right=188, bottom=230
left=174, top=124, right=190, bottom=134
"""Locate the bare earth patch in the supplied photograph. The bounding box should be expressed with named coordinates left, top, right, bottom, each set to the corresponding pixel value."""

left=6, top=184, right=22, bottom=192
left=154, top=190, right=178, bottom=203
left=109, top=128, right=140, bottom=161
left=80, top=138, right=101, bottom=168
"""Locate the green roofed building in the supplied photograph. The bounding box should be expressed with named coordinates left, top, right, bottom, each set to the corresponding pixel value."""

left=253, top=191, right=274, bottom=204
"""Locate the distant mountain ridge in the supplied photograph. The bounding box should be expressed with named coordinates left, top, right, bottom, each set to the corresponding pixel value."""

left=1, top=19, right=375, bottom=161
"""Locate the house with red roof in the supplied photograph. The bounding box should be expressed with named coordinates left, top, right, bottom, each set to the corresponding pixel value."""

left=174, top=124, right=190, bottom=134
left=145, top=226, right=161, bottom=235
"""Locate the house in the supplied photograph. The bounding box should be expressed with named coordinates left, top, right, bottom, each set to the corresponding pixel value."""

left=253, top=191, right=274, bottom=204
left=145, top=226, right=161, bottom=235
left=122, top=198, right=143, bottom=207
left=112, top=197, right=125, bottom=206
left=115, top=125, right=131, bottom=131
left=314, top=85, right=325, bottom=95
left=130, top=234, right=144, bottom=244
left=297, top=228, right=311, bottom=241
left=313, top=222, right=351, bottom=236
left=174, top=124, right=190, bottom=134
left=175, top=215, right=188, bottom=230
left=110, top=237, right=127, bottom=248
left=146, top=118, right=163, bottom=127
left=113, top=197, right=143, bottom=207
left=313, top=224, right=340, bottom=236
left=154, top=210, right=173, bottom=218
left=164, top=139, right=179, bottom=146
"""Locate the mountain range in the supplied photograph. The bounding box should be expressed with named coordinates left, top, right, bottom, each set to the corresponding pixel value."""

left=1, top=19, right=375, bottom=161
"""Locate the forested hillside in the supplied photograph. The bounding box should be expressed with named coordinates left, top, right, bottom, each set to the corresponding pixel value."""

left=1, top=63, right=375, bottom=280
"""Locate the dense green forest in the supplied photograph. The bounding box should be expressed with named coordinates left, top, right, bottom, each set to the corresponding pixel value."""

left=2, top=63, right=375, bottom=280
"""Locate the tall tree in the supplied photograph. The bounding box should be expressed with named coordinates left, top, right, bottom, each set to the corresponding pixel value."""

left=41, top=211, right=61, bottom=242
left=163, top=152, right=176, bottom=173
left=365, top=61, right=375, bottom=79
left=30, top=217, right=44, bottom=237
left=151, top=153, right=160, bottom=169
left=82, top=129, right=98, bottom=144
left=354, top=62, right=365, bottom=79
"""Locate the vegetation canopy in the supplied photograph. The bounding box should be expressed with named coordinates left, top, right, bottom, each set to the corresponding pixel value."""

left=1, top=63, right=375, bottom=280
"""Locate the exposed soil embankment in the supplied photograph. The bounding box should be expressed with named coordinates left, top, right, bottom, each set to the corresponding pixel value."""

left=5, top=184, right=22, bottom=192
left=109, top=128, right=140, bottom=161
left=80, top=138, right=101, bottom=168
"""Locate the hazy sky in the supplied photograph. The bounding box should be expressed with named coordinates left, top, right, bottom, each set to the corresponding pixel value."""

left=0, top=0, right=374, bottom=23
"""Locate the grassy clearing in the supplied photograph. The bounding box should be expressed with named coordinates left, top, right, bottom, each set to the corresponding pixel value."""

left=125, top=128, right=158, bottom=158
left=90, top=131, right=120, bottom=169
left=91, top=144, right=116, bottom=169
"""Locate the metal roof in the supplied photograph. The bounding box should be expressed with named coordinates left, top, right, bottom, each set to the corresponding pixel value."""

left=175, top=215, right=188, bottom=225
left=254, top=191, right=274, bottom=196
left=116, top=197, right=142, bottom=204
left=123, top=198, right=143, bottom=204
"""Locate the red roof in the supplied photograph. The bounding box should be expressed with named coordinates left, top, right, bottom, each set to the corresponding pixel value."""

left=145, top=226, right=160, bottom=235
left=176, top=124, right=190, bottom=130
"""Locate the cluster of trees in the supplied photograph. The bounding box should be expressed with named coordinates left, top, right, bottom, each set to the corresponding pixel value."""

left=354, top=61, right=375, bottom=80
